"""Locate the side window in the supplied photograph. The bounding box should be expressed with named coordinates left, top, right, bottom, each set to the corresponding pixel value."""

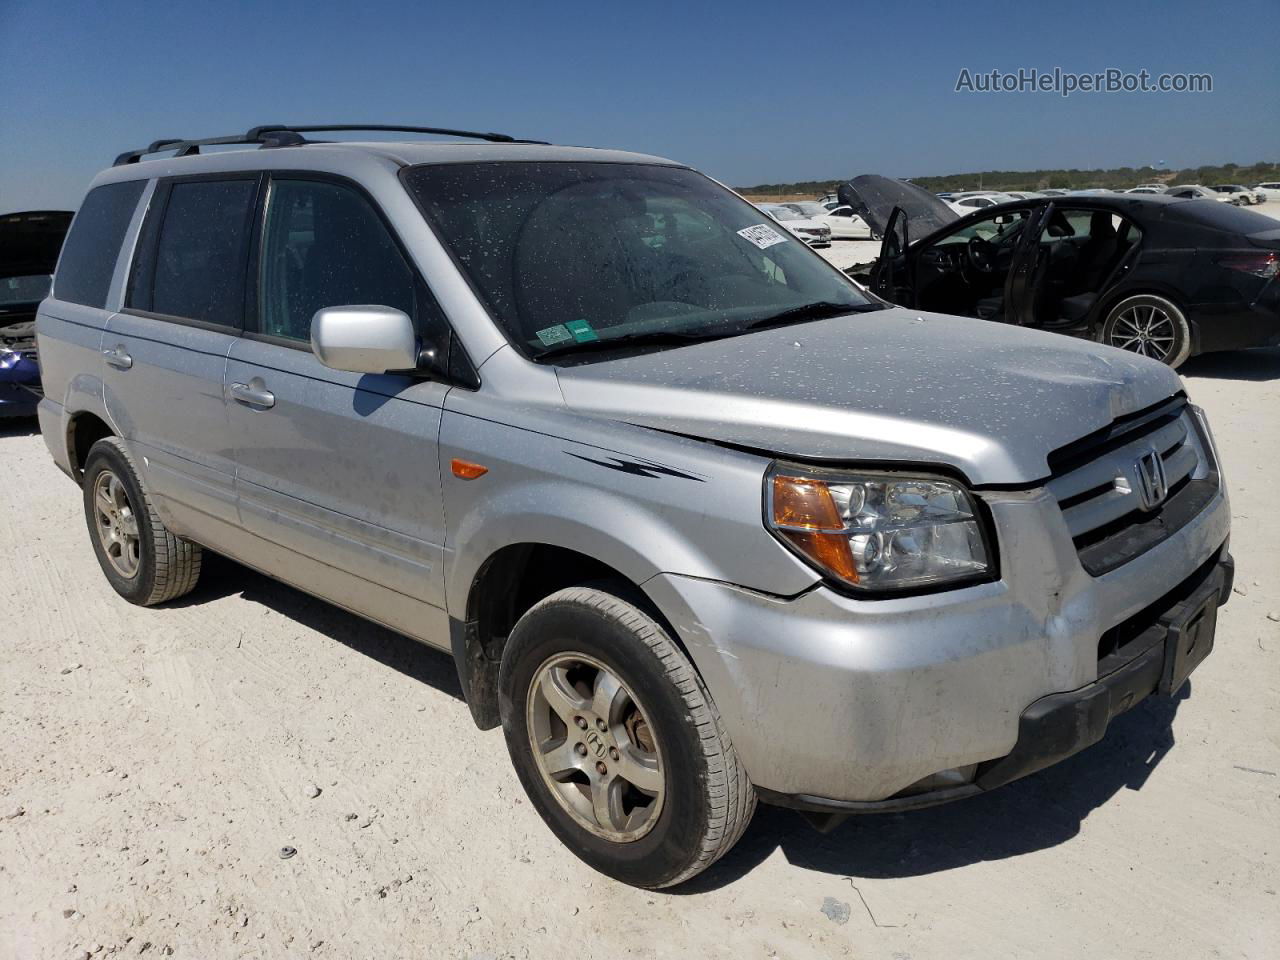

left=54, top=180, right=146, bottom=308
left=129, top=178, right=258, bottom=326
left=258, top=179, right=415, bottom=343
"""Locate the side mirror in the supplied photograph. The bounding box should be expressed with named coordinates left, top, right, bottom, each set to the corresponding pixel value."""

left=310, top=305, right=419, bottom=374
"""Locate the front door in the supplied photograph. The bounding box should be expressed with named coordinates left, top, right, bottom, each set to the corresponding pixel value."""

left=224, top=175, right=452, bottom=635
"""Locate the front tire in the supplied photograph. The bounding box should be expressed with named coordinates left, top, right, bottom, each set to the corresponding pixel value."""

left=82, top=437, right=202, bottom=606
left=498, top=585, right=755, bottom=888
left=1100, top=293, right=1192, bottom=368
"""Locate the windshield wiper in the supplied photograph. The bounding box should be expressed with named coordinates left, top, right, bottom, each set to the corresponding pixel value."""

left=742, top=300, right=884, bottom=332
left=532, top=329, right=728, bottom=363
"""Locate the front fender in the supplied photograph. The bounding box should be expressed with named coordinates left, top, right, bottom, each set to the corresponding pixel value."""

left=439, top=402, right=819, bottom=617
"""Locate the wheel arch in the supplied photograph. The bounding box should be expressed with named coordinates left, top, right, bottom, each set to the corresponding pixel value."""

left=450, top=542, right=692, bottom=730
left=66, top=410, right=116, bottom=484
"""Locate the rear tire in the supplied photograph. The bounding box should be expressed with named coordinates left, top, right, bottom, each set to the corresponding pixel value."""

left=1100, top=293, right=1192, bottom=368
left=498, top=585, right=755, bottom=888
left=82, top=437, right=202, bottom=606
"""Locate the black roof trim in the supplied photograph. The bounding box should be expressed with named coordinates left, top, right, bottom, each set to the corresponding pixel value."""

left=113, top=124, right=549, bottom=166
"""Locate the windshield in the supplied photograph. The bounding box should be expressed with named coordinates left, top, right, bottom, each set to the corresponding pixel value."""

left=0, top=274, right=52, bottom=306
left=786, top=202, right=827, bottom=217
left=403, top=162, right=873, bottom=361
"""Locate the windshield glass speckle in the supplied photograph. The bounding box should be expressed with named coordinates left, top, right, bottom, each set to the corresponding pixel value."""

left=403, top=162, right=873, bottom=362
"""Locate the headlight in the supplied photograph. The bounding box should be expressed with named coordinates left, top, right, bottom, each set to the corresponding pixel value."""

left=0, top=349, right=21, bottom=371
left=766, top=464, right=993, bottom=593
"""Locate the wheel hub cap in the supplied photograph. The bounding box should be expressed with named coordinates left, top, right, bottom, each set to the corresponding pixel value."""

left=92, top=469, right=141, bottom=579
left=1110, top=303, right=1176, bottom=361
left=526, top=653, right=665, bottom=842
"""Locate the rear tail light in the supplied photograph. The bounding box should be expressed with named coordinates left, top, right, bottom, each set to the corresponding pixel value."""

left=1216, top=253, right=1278, bottom=279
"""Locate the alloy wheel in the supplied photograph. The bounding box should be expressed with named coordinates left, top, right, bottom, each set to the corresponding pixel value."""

left=1108, top=302, right=1177, bottom=362
left=526, top=652, right=665, bottom=842
left=92, top=469, right=141, bottom=578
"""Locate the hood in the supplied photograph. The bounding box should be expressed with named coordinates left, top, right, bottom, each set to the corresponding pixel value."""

left=836, top=175, right=957, bottom=240
left=554, top=308, right=1184, bottom=485
left=0, top=211, right=73, bottom=280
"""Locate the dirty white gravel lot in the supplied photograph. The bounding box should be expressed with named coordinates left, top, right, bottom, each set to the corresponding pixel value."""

left=2, top=268, right=1279, bottom=958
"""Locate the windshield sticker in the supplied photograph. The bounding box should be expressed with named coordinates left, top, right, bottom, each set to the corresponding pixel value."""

left=736, top=223, right=788, bottom=249
left=535, top=324, right=574, bottom=347
left=565, top=319, right=599, bottom=343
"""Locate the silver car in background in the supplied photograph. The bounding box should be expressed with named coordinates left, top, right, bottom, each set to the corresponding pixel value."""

left=35, top=125, right=1232, bottom=889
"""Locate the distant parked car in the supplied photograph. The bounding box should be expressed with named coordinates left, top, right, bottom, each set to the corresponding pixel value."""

left=946, top=192, right=1018, bottom=214
left=1212, top=185, right=1257, bottom=206
left=1253, top=182, right=1280, bottom=202
left=1002, top=191, right=1048, bottom=201
left=756, top=203, right=832, bottom=247
left=1124, top=187, right=1164, bottom=195
left=1, top=210, right=73, bottom=418
left=1039, top=189, right=1070, bottom=197
left=1165, top=185, right=1232, bottom=203
left=781, top=201, right=872, bottom=239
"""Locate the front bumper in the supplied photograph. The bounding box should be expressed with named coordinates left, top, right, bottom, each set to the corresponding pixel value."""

left=643, top=480, right=1231, bottom=804
left=756, top=549, right=1232, bottom=816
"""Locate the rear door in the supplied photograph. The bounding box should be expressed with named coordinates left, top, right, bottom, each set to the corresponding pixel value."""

left=224, top=173, right=453, bottom=620
left=105, top=175, right=260, bottom=534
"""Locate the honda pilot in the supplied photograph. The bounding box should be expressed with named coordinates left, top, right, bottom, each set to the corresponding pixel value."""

left=35, top=125, right=1232, bottom=888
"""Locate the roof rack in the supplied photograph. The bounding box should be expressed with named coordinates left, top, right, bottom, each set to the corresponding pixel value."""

left=113, top=124, right=549, bottom=166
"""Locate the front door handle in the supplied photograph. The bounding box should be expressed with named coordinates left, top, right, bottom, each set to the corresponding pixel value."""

left=103, top=346, right=133, bottom=370
left=230, top=380, right=275, bottom=409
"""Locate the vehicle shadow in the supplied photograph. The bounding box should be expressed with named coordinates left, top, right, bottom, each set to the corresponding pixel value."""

left=172, top=551, right=465, bottom=703
left=1181, top=347, right=1280, bottom=381
left=680, top=684, right=1189, bottom=893
left=0, top=416, right=39, bottom=438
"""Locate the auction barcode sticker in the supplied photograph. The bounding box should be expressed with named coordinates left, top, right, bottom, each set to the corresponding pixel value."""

left=736, top=223, right=788, bottom=249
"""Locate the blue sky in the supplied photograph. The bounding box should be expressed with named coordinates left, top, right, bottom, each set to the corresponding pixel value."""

left=2, top=0, right=1276, bottom=209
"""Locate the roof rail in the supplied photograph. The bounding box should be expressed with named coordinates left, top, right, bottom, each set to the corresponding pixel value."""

left=113, top=124, right=547, bottom=166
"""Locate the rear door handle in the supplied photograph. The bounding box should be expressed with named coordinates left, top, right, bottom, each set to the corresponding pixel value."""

left=103, top=346, right=133, bottom=370
left=230, top=381, right=275, bottom=409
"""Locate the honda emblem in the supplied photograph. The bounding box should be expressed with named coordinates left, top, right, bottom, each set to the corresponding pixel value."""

left=1134, top=450, right=1168, bottom=511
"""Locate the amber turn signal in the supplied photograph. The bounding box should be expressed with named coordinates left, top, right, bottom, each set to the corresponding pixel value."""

left=451, top=458, right=489, bottom=480
left=770, top=473, right=858, bottom=583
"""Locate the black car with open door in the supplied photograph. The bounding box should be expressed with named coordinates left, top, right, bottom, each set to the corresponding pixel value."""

left=841, top=175, right=1280, bottom=367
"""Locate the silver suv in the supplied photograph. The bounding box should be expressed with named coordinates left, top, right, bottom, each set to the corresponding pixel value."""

left=36, top=126, right=1233, bottom=888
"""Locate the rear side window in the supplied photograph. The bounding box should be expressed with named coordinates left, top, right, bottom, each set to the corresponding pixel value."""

left=129, top=178, right=258, bottom=327
left=257, top=178, right=415, bottom=342
left=54, top=180, right=146, bottom=308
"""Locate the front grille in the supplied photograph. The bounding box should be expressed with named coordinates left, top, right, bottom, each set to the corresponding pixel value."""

left=1046, top=398, right=1218, bottom=575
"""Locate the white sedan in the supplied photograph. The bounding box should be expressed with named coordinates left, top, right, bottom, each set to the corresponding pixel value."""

left=1253, top=182, right=1280, bottom=202
left=945, top=191, right=1019, bottom=214
left=756, top=204, right=832, bottom=247
left=781, top=201, right=872, bottom=239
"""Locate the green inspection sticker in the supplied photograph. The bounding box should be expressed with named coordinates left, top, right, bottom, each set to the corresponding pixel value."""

left=565, top=319, right=599, bottom=342
left=535, top=324, right=574, bottom=346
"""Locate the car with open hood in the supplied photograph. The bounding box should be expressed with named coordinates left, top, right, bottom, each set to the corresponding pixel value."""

left=36, top=127, right=1232, bottom=889
left=0, top=210, right=72, bottom=417
left=840, top=174, right=1280, bottom=366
